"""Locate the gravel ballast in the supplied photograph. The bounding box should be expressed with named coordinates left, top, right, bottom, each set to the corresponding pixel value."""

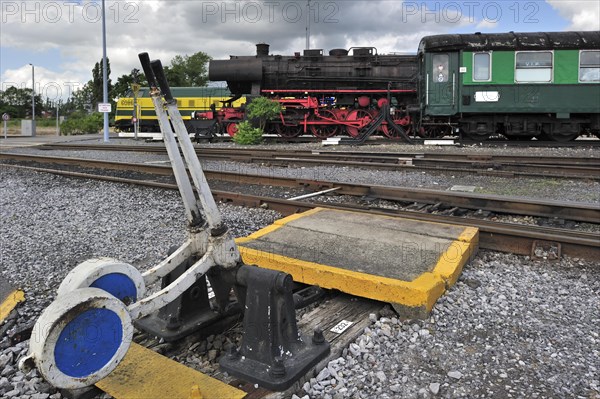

left=4, top=143, right=599, bottom=204
left=1, top=141, right=599, bottom=398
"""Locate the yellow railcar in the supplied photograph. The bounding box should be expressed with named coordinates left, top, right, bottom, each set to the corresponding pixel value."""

left=115, top=87, right=245, bottom=134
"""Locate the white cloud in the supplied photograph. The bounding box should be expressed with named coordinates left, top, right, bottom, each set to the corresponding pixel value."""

left=476, top=19, right=499, bottom=30
left=4, top=0, right=580, bottom=98
left=546, top=0, right=600, bottom=30
left=1, top=65, right=87, bottom=102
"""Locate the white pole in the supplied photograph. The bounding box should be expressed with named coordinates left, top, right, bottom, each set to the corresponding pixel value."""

left=31, top=64, right=35, bottom=122
left=306, top=0, right=311, bottom=49
left=133, top=92, right=138, bottom=140
left=3, top=120, right=6, bottom=140
left=101, top=0, right=109, bottom=142
left=29, top=63, right=36, bottom=136
left=56, top=101, right=60, bottom=136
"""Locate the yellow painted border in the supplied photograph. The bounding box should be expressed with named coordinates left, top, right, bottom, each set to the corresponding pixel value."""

left=236, top=208, right=321, bottom=244
left=237, top=208, right=479, bottom=312
left=97, top=343, right=246, bottom=399
left=0, top=290, right=25, bottom=322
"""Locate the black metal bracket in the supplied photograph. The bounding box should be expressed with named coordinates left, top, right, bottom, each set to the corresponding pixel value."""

left=134, top=260, right=241, bottom=342
left=220, top=265, right=330, bottom=391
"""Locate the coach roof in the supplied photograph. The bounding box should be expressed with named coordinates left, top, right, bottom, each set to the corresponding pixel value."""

left=418, top=31, right=600, bottom=53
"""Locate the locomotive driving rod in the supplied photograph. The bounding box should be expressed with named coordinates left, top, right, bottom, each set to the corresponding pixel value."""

left=20, top=52, right=329, bottom=392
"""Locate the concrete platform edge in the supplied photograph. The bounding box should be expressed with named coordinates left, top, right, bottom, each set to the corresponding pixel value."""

left=236, top=208, right=479, bottom=317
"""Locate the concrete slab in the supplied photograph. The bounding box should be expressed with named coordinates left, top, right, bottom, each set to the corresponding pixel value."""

left=0, top=279, right=24, bottom=322
left=450, top=185, right=477, bottom=192
left=237, top=208, right=478, bottom=318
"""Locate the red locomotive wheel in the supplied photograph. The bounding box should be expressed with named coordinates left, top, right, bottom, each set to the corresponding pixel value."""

left=310, top=110, right=339, bottom=139
left=381, top=116, right=412, bottom=139
left=275, top=109, right=304, bottom=138
left=225, top=123, right=238, bottom=137
left=345, top=109, right=372, bottom=138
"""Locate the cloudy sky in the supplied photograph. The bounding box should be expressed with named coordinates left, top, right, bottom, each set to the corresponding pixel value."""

left=1, top=0, right=599, bottom=101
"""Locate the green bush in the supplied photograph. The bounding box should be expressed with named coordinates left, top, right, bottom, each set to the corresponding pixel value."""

left=60, top=113, right=104, bottom=135
left=246, top=97, right=282, bottom=130
left=232, top=121, right=263, bottom=145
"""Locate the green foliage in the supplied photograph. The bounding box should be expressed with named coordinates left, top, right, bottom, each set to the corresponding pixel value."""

left=232, top=121, right=263, bottom=145
left=91, top=58, right=112, bottom=106
left=164, top=52, right=211, bottom=87
left=68, top=82, right=94, bottom=113
left=246, top=97, right=282, bottom=130
left=113, top=69, right=147, bottom=100
left=0, top=86, right=44, bottom=118
left=60, top=113, right=103, bottom=135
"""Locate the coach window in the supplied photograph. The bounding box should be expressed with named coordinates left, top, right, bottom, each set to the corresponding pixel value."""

left=473, top=52, right=491, bottom=81
left=579, top=50, right=600, bottom=82
left=432, top=54, right=449, bottom=83
left=515, top=51, right=553, bottom=83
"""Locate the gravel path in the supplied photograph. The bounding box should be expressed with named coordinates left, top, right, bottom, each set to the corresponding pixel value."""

left=1, top=141, right=599, bottom=399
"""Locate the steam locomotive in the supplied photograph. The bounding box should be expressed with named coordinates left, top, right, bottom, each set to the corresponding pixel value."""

left=197, top=31, right=600, bottom=142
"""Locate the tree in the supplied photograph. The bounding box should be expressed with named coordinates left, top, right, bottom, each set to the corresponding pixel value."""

left=246, top=97, right=282, bottom=131
left=91, top=58, right=112, bottom=106
left=0, top=86, right=43, bottom=118
left=112, top=69, right=148, bottom=100
left=164, top=51, right=211, bottom=86
left=69, top=81, right=94, bottom=113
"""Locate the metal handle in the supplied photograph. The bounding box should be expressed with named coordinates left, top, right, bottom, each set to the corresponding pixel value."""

left=138, top=53, right=157, bottom=89
left=452, top=73, right=456, bottom=106
left=150, top=59, right=174, bottom=102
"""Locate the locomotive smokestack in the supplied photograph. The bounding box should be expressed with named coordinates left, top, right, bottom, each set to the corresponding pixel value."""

left=256, top=43, right=270, bottom=57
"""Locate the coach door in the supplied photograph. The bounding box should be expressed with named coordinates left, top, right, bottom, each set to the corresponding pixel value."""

left=426, top=52, right=459, bottom=115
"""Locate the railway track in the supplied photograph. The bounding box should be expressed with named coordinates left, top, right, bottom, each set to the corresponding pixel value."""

left=2, top=152, right=598, bottom=222
left=2, top=154, right=598, bottom=262
left=36, top=143, right=600, bottom=180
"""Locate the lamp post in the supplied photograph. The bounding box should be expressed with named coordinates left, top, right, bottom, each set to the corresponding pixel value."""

left=131, top=68, right=140, bottom=140
left=101, top=0, right=109, bottom=142
left=306, top=0, right=311, bottom=49
left=56, top=100, right=61, bottom=136
left=29, top=63, right=36, bottom=137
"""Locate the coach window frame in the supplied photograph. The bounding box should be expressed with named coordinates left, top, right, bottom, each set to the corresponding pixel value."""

left=473, top=52, right=492, bottom=82
left=514, top=50, right=554, bottom=83
left=579, top=50, right=600, bottom=83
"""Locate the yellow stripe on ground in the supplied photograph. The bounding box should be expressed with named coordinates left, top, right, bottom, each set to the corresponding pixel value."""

left=96, top=343, right=246, bottom=399
left=0, top=290, right=25, bottom=322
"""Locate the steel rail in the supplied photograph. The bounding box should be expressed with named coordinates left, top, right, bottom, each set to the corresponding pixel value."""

left=37, top=143, right=600, bottom=180
left=3, top=162, right=599, bottom=261
left=1, top=153, right=598, bottom=223
left=39, top=143, right=600, bottom=166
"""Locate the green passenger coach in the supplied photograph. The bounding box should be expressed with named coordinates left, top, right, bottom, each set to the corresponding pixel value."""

left=418, top=31, right=600, bottom=141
